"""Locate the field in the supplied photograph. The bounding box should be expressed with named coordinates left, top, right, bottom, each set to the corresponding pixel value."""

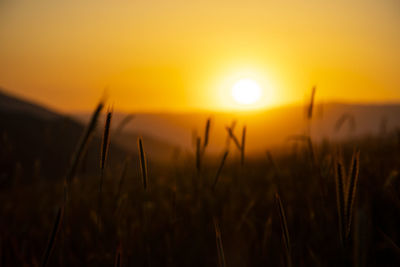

left=1, top=100, right=400, bottom=267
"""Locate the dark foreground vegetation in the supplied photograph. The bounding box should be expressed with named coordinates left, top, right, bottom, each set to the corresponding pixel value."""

left=1, top=101, right=400, bottom=267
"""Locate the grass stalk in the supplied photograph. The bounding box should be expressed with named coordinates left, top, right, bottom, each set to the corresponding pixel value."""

left=65, top=100, right=104, bottom=185
left=307, top=86, right=316, bottom=120
left=225, top=127, right=241, bottom=150
left=203, top=118, right=211, bottom=149
left=196, top=137, right=201, bottom=173
left=98, top=108, right=113, bottom=228
left=114, top=243, right=122, bottom=267
left=138, top=137, right=148, bottom=191
left=335, top=158, right=347, bottom=245
left=41, top=206, right=64, bottom=267
left=212, top=151, right=229, bottom=191
left=214, top=218, right=226, bottom=267
left=345, top=150, right=360, bottom=238
left=241, top=126, right=246, bottom=166
left=275, top=193, right=292, bottom=267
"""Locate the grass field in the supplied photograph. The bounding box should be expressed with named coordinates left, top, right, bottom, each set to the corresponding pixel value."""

left=1, top=102, right=400, bottom=267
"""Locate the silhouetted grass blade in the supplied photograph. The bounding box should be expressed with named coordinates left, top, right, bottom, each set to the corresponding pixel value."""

left=212, top=151, right=229, bottom=190
left=196, top=137, right=201, bottom=172
left=204, top=118, right=211, bottom=148
left=114, top=243, right=122, bottom=267
left=225, top=127, right=241, bottom=150
left=66, top=100, right=104, bottom=185
left=275, top=193, right=292, bottom=267
left=41, top=206, right=64, bottom=267
left=138, top=137, right=148, bottom=191
left=100, top=109, right=113, bottom=171
left=308, top=86, right=316, bottom=120
left=241, top=126, right=246, bottom=166
left=214, top=218, right=226, bottom=267
left=345, top=149, right=360, bottom=238
left=335, top=159, right=346, bottom=244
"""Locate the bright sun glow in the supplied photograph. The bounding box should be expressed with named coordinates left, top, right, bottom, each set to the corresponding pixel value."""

left=231, top=79, right=262, bottom=105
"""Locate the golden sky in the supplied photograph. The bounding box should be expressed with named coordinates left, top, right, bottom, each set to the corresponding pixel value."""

left=0, top=0, right=399, bottom=112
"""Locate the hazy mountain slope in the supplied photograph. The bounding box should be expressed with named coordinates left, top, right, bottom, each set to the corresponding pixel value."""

left=74, top=103, right=400, bottom=156
left=0, top=90, right=129, bottom=186
left=0, top=90, right=58, bottom=120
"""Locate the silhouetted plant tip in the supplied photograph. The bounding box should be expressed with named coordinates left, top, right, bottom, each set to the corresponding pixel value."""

left=203, top=118, right=211, bottom=148
left=225, top=126, right=241, bottom=150
left=138, top=137, right=148, bottom=191
left=241, top=126, right=246, bottom=166
left=225, top=120, right=237, bottom=148
left=115, top=113, right=135, bottom=136
left=308, top=85, right=316, bottom=120
left=41, top=206, right=64, bottom=267
left=212, top=150, right=229, bottom=190
left=334, top=113, right=356, bottom=133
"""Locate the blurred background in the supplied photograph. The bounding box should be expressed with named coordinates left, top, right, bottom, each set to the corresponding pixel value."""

left=1, top=0, right=400, bottom=266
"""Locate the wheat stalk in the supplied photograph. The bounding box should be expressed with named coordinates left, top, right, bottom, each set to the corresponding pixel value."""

left=138, top=137, right=148, bottom=191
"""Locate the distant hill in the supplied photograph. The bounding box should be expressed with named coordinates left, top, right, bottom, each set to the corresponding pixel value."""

left=0, top=90, right=131, bottom=186
left=74, top=103, right=400, bottom=156
left=0, top=90, right=59, bottom=120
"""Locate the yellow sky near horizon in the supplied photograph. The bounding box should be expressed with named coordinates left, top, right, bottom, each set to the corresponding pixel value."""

left=0, top=0, right=399, bottom=112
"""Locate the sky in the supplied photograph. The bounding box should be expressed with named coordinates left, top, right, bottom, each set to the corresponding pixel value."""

left=0, top=0, right=399, bottom=112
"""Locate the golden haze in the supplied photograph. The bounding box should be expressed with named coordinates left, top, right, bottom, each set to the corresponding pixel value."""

left=0, top=0, right=399, bottom=112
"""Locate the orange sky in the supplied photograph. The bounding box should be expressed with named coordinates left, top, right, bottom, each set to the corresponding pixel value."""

left=0, top=0, right=399, bottom=112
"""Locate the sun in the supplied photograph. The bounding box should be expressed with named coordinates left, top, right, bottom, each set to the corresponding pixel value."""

left=231, top=79, right=262, bottom=105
